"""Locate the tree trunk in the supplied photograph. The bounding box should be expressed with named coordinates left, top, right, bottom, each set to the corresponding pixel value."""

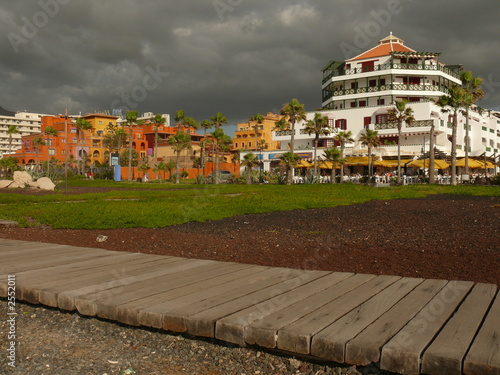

left=288, top=122, right=295, bottom=185
left=128, top=126, right=133, bottom=181
left=429, top=123, right=435, bottom=184
left=450, top=111, right=458, bottom=185
left=175, top=150, right=181, bottom=184
left=339, top=143, right=345, bottom=184
left=397, top=123, right=402, bottom=184
left=464, top=108, right=470, bottom=175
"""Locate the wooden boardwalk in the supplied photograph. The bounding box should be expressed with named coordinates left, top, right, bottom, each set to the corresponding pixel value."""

left=0, top=238, right=498, bottom=375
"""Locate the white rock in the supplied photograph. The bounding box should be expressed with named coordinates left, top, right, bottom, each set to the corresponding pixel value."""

left=0, top=180, right=13, bottom=188
left=13, top=171, right=33, bottom=187
left=37, top=177, right=55, bottom=191
left=8, top=182, right=21, bottom=188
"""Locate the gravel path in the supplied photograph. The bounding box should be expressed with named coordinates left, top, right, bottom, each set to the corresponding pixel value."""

left=1, top=300, right=387, bottom=375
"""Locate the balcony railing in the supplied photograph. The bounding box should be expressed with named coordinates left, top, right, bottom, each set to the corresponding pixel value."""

left=324, top=84, right=448, bottom=101
left=374, top=120, right=434, bottom=130
left=275, top=130, right=295, bottom=137
left=322, top=62, right=460, bottom=84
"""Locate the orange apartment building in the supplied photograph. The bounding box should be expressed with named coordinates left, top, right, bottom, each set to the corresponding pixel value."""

left=12, top=113, right=239, bottom=180
left=232, top=112, right=281, bottom=152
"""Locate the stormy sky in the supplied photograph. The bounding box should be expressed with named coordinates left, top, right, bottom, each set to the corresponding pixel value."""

left=1, top=0, right=499, bottom=132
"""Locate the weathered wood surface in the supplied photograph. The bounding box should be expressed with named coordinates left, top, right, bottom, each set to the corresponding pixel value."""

left=0, top=239, right=498, bottom=375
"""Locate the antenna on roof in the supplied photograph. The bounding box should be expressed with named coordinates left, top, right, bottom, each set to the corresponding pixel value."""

left=390, top=31, right=394, bottom=52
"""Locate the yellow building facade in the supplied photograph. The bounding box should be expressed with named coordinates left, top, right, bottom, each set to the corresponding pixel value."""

left=233, top=112, right=281, bottom=152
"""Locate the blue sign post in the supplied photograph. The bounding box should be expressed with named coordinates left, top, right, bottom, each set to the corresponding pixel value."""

left=114, top=165, right=121, bottom=181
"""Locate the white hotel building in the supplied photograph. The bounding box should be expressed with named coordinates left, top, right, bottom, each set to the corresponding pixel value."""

left=250, top=35, right=500, bottom=175
left=0, top=107, right=47, bottom=157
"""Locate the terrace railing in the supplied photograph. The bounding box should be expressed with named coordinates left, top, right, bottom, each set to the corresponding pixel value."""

left=322, top=62, right=460, bottom=84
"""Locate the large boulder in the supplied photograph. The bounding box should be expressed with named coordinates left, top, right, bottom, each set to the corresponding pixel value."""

left=37, top=177, right=56, bottom=191
left=13, top=171, right=33, bottom=188
left=0, top=180, right=12, bottom=188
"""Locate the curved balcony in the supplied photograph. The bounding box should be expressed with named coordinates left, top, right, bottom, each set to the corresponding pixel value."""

left=322, top=62, right=460, bottom=84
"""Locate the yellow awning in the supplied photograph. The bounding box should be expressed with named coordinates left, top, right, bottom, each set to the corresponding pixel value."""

left=345, top=157, right=371, bottom=166
left=408, top=159, right=449, bottom=169
left=374, top=159, right=413, bottom=167
left=319, top=161, right=333, bottom=169
left=455, top=158, right=485, bottom=168
left=296, top=160, right=312, bottom=168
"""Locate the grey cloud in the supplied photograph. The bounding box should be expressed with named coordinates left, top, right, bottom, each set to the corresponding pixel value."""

left=0, top=0, right=498, bottom=128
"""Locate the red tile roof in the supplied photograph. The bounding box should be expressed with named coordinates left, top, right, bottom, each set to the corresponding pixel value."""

left=347, top=41, right=414, bottom=62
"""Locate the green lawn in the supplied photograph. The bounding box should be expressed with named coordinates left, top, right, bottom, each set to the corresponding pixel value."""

left=0, top=181, right=498, bottom=229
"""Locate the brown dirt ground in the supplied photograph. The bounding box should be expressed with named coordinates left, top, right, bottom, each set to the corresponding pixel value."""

left=1, top=187, right=499, bottom=286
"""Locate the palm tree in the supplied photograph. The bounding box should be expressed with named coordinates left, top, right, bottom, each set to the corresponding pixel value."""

left=7, top=125, right=19, bottom=156
left=359, top=129, right=382, bottom=181
left=199, top=119, right=213, bottom=177
left=461, top=71, right=484, bottom=175
left=43, top=126, right=58, bottom=176
left=150, top=114, right=166, bottom=159
left=323, top=146, right=344, bottom=184
left=333, top=131, right=354, bottom=183
left=279, top=98, right=307, bottom=184
left=232, top=149, right=241, bottom=175
left=33, top=137, right=45, bottom=171
left=279, top=151, right=301, bottom=183
left=304, top=113, right=331, bottom=178
left=75, top=118, right=93, bottom=175
left=123, top=110, right=140, bottom=181
left=169, top=131, right=192, bottom=184
left=250, top=113, right=264, bottom=149
left=387, top=100, right=415, bottom=184
left=436, top=85, right=468, bottom=185
left=210, top=112, right=228, bottom=184
left=241, top=153, right=259, bottom=184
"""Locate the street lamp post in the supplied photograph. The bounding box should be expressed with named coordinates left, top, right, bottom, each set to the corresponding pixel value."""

left=64, top=109, right=68, bottom=189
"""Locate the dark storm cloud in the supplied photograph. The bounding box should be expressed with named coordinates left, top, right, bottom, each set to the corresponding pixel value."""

left=0, top=0, right=499, bottom=128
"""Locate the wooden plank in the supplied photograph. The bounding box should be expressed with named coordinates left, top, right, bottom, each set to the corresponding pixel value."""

left=138, top=267, right=280, bottom=329
left=158, top=268, right=306, bottom=333
left=464, top=289, right=500, bottom=375
left=272, top=275, right=398, bottom=354
left=380, top=280, right=474, bottom=375
left=345, top=279, right=448, bottom=366
left=57, top=258, right=215, bottom=311
left=73, top=259, right=220, bottom=316
left=215, top=272, right=353, bottom=346
left=421, top=283, right=497, bottom=375
left=0, top=250, right=117, bottom=298
left=185, top=270, right=330, bottom=338
left=244, top=273, right=380, bottom=349
left=115, top=264, right=265, bottom=326
left=95, top=262, right=257, bottom=323
left=37, top=255, right=177, bottom=307
left=310, top=277, right=423, bottom=362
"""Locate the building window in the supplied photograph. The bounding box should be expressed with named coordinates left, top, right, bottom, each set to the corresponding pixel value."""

left=327, top=118, right=335, bottom=127
left=369, top=79, right=377, bottom=87
left=335, top=119, right=347, bottom=130
left=48, top=149, right=55, bottom=155
left=364, top=117, right=371, bottom=128
left=359, top=101, right=367, bottom=107
left=350, top=82, right=358, bottom=90
left=234, top=143, right=238, bottom=148
left=248, top=142, right=252, bottom=148
left=376, top=114, right=389, bottom=124
left=361, top=61, right=375, bottom=72
left=377, top=98, right=385, bottom=105
left=350, top=102, right=357, bottom=108
left=99, top=121, right=103, bottom=125
left=409, top=77, right=421, bottom=85
left=241, top=142, right=245, bottom=148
